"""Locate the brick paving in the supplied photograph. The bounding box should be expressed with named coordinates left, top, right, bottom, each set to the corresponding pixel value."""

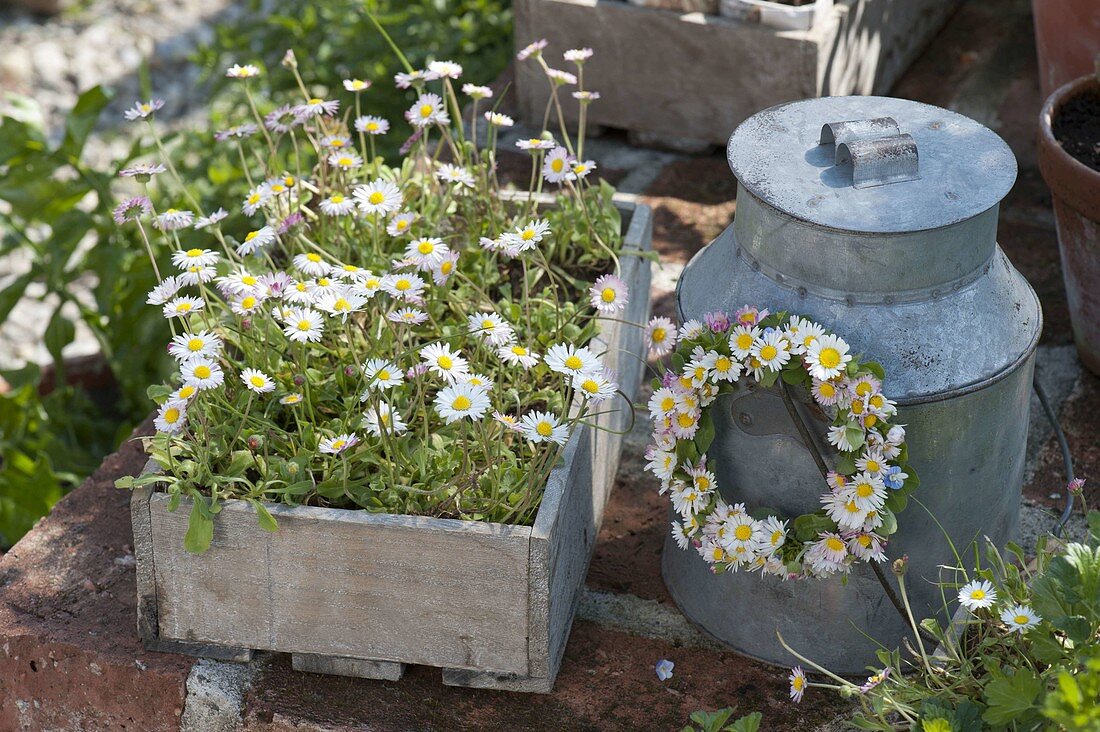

left=1, top=0, right=1098, bottom=729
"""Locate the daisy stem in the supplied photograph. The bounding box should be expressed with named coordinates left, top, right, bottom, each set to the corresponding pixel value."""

left=146, top=121, right=204, bottom=214
left=775, top=632, right=856, bottom=689
left=236, top=142, right=256, bottom=189
left=134, top=219, right=163, bottom=282
left=243, top=82, right=276, bottom=154
left=230, top=395, right=255, bottom=449
left=897, top=572, right=935, bottom=675
left=443, top=79, right=466, bottom=163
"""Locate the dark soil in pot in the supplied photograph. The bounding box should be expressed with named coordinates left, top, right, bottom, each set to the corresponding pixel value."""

left=1052, top=85, right=1100, bottom=172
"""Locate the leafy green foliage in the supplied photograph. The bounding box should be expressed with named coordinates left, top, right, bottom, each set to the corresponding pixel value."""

left=681, top=709, right=762, bottom=732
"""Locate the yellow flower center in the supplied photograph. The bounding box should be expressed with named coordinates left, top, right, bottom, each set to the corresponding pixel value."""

left=735, top=525, right=752, bottom=541
left=651, top=327, right=667, bottom=343
left=551, top=159, right=564, bottom=172
left=307, top=253, right=322, bottom=262
left=419, top=104, right=434, bottom=118
left=242, top=276, right=257, bottom=286
left=865, top=460, right=881, bottom=473
left=819, top=382, right=836, bottom=397
left=250, top=375, right=266, bottom=388
left=396, top=219, right=408, bottom=230
left=337, top=157, right=352, bottom=166
left=521, top=229, right=536, bottom=241
left=333, top=298, right=350, bottom=311
left=140, top=104, right=152, bottom=113
left=869, top=394, right=884, bottom=409
left=846, top=501, right=860, bottom=514
left=711, top=546, right=725, bottom=561
left=511, top=346, right=527, bottom=356
left=715, top=357, right=732, bottom=372
left=369, top=191, right=385, bottom=205
left=437, top=356, right=453, bottom=370
left=284, top=176, right=295, bottom=186
left=1014, top=614, right=1029, bottom=624
left=452, top=395, right=472, bottom=410
left=793, top=677, right=805, bottom=691
left=331, top=439, right=346, bottom=450
left=308, top=98, right=322, bottom=105
left=248, top=194, right=261, bottom=204
left=417, top=240, right=435, bottom=255
left=194, top=365, right=211, bottom=379
left=601, top=287, right=616, bottom=303
left=187, top=338, right=204, bottom=351
left=176, top=303, right=192, bottom=312
left=581, top=379, right=599, bottom=394
left=318, top=278, right=330, bottom=287
left=826, top=537, right=845, bottom=552
left=564, top=355, right=583, bottom=370
left=856, top=482, right=874, bottom=498
left=971, top=589, right=985, bottom=600
left=366, top=122, right=379, bottom=132
left=297, top=320, right=311, bottom=331
left=864, top=415, right=878, bottom=428
left=771, top=530, right=783, bottom=545
left=760, top=344, right=778, bottom=361
left=536, top=421, right=554, bottom=437
left=241, top=296, right=256, bottom=309
left=851, top=400, right=865, bottom=415
left=858, top=535, right=872, bottom=547
left=380, top=413, right=390, bottom=426
left=395, top=279, right=410, bottom=291
left=177, top=386, right=195, bottom=399
left=163, top=407, right=180, bottom=423
left=377, top=370, right=390, bottom=381
left=677, top=413, right=696, bottom=428
left=736, top=333, right=753, bottom=350
left=819, top=347, right=841, bottom=369
left=186, top=248, right=202, bottom=257
left=856, top=382, right=873, bottom=396
left=660, top=397, right=675, bottom=412
left=331, top=139, right=346, bottom=148
left=245, top=231, right=259, bottom=241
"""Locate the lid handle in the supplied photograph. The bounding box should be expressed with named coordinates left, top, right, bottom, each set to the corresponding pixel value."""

left=819, top=117, right=920, bottom=189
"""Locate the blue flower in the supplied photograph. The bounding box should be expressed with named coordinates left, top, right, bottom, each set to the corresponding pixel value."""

left=883, top=465, right=907, bottom=490
left=655, top=658, right=674, bottom=681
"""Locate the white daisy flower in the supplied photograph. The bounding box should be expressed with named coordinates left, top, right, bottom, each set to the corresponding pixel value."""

left=811, top=378, right=845, bottom=406
left=564, top=47, right=594, bottom=63
left=280, top=393, right=304, bottom=406
left=670, top=408, right=701, bottom=440
left=217, top=269, right=263, bottom=297
left=786, top=317, right=826, bottom=355
left=236, top=226, right=277, bottom=257
left=572, top=90, right=600, bottom=102
left=225, top=64, right=260, bottom=79
left=808, top=533, right=849, bottom=572
left=847, top=533, right=886, bottom=562
left=492, top=411, right=523, bottom=432
left=381, top=272, right=426, bottom=301
left=805, top=333, right=852, bottom=381
left=170, top=384, right=198, bottom=402
left=354, top=115, right=390, bottom=135
left=436, top=163, right=475, bottom=189
left=827, top=423, right=862, bottom=452
left=497, top=344, right=540, bottom=369
left=520, top=411, right=569, bottom=445
left=293, top=97, right=339, bottom=119
left=572, top=368, right=618, bottom=402
left=822, top=493, right=867, bottom=531
left=1000, top=604, right=1040, bottom=633
left=467, top=312, right=514, bottom=346
left=319, top=192, right=356, bottom=217
left=571, top=159, right=597, bottom=178
left=864, top=392, right=898, bottom=419
left=427, top=60, right=463, bottom=79
left=645, top=317, right=677, bottom=356
left=515, top=137, right=556, bottom=151
left=240, top=368, right=276, bottom=394
left=193, top=208, right=228, bottom=230
left=516, top=38, right=547, bottom=61
left=434, top=382, right=490, bottom=423
left=242, top=186, right=271, bottom=216
left=354, top=179, right=403, bottom=216
left=154, top=400, right=189, bottom=434
left=387, top=211, right=417, bottom=237
left=230, top=292, right=265, bottom=317
left=168, top=330, right=222, bottom=361
left=406, top=93, right=449, bottom=127
left=729, top=325, right=761, bottom=359
left=282, top=308, right=324, bottom=343
left=177, top=264, right=216, bottom=286
left=327, top=151, right=362, bottom=171
left=510, top=218, right=551, bottom=251
left=362, top=358, right=403, bottom=392
left=542, top=146, right=575, bottom=183
left=147, top=276, right=181, bottom=306
left=679, top=319, right=706, bottom=341
left=645, top=446, right=677, bottom=482
left=420, top=343, right=469, bottom=382
left=648, top=388, right=679, bottom=419
left=363, top=402, right=407, bottom=436
left=759, top=516, right=787, bottom=554
left=702, top=350, right=742, bottom=383
left=404, top=237, right=450, bottom=270
left=343, top=78, right=371, bottom=92
left=394, top=68, right=436, bottom=89
left=283, top=279, right=316, bottom=305
left=462, top=373, right=494, bottom=392
left=163, top=296, right=205, bottom=319
left=171, top=248, right=219, bottom=270
left=589, top=273, right=628, bottom=314
left=315, top=289, right=367, bottom=322
left=462, top=83, right=492, bottom=99
left=357, top=273, right=384, bottom=299
left=180, top=357, right=224, bottom=390
left=293, top=252, right=330, bottom=278
left=545, top=68, right=577, bottom=86
left=855, top=449, right=888, bottom=477
left=483, top=111, right=514, bottom=127
left=750, top=329, right=791, bottom=372
left=545, top=343, right=600, bottom=377
left=844, top=472, right=886, bottom=512
left=958, top=579, right=997, bottom=611
left=123, top=98, right=164, bottom=121
left=789, top=667, right=807, bottom=703
left=388, top=307, right=427, bottom=325
left=155, top=208, right=194, bottom=231
left=319, top=433, right=359, bottom=455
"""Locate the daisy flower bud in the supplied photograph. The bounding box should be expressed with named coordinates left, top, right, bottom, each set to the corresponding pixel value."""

left=516, top=39, right=547, bottom=61
left=113, top=196, right=152, bottom=224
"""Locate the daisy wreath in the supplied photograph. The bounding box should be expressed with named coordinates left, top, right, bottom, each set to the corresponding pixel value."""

left=644, top=307, right=919, bottom=579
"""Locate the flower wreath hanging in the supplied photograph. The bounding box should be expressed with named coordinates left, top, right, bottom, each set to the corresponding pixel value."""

left=643, top=306, right=919, bottom=579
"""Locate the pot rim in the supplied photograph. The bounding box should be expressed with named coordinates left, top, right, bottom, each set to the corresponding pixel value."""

left=1038, top=73, right=1100, bottom=215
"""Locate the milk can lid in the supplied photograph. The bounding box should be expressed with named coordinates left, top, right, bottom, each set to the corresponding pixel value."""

left=726, top=96, right=1017, bottom=234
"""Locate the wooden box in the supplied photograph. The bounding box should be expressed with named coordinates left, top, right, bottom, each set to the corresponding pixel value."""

left=130, top=199, right=653, bottom=693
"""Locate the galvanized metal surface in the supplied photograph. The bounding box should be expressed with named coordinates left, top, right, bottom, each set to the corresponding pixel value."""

left=726, top=96, right=1017, bottom=233
left=669, top=96, right=1040, bottom=671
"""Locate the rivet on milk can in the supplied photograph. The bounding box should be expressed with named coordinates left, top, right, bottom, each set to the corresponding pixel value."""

left=661, top=96, right=1040, bottom=673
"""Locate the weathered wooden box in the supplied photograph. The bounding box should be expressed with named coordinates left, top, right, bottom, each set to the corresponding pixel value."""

left=130, top=199, right=652, bottom=693
left=516, top=0, right=959, bottom=147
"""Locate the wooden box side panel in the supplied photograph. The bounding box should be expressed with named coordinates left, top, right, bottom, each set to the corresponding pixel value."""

left=515, top=0, right=812, bottom=145
left=147, top=499, right=533, bottom=675
left=527, top=202, right=654, bottom=679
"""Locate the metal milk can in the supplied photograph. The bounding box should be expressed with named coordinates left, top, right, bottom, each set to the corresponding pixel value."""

left=664, top=96, right=1040, bottom=672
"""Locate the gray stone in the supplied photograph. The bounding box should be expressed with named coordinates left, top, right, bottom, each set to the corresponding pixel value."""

left=180, top=658, right=255, bottom=732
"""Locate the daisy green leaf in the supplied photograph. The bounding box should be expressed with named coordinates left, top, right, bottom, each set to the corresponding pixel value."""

left=183, top=500, right=214, bottom=554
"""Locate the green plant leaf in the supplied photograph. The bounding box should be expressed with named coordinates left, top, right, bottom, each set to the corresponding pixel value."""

left=183, top=500, right=214, bottom=554
left=982, top=667, right=1042, bottom=726
left=60, top=86, right=112, bottom=159
left=249, top=499, right=279, bottom=532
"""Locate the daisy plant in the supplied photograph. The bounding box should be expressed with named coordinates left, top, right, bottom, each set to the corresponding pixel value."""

left=779, top=499, right=1100, bottom=731
left=114, top=43, right=639, bottom=552
left=645, top=307, right=918, bottom=580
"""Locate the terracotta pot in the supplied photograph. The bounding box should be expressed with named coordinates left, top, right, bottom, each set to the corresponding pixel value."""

left=1031, top=0, right=1100, bottom=98
left=1038, top=74, right=1100, bottom=375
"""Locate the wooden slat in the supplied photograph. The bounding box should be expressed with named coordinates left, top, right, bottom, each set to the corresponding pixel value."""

left=149, top=500, right=532, bottom=674
left=292, top=653, right=405, bottom=680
